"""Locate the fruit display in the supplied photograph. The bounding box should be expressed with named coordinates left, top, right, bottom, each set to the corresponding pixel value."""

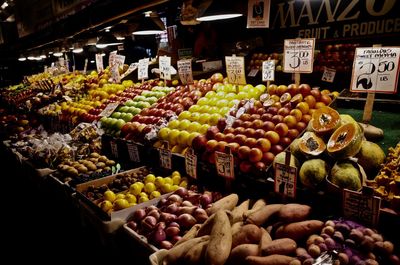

left=0, top=110, right=39, bottom=136
left=247, top=52, right=283, bottom=72
left=314, top=43, right=358, bottom=73
left=150, top=199, right=399, bottom=265
left=125, top=188, right=225, bottom=249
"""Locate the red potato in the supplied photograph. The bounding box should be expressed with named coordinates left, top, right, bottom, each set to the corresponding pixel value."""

left=261, top=238, right=297, bottom=256
left=246, top=204, right=283, bottom=226
left=245, top=254, right=296, bottom=265
left=275, top=220, right=324, bottom=241
left=278, top=203, right=311, bottom=222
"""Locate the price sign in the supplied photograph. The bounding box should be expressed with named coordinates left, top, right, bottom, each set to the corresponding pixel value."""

left=95, top=53, right=104, bottom=73
left=120, top=63, right=138, bottom=80
left=99, top=102, right=119, bottom=117
left=127, top=141, right=140, bottom=163
left=225, top=55, right=246, bottom=85
left=138, top=58, right=149, bottom=80
left=215, top=151, right=234, bottom=179
left=262, top=60, right=275, bottom=81
left=321, top=67, right=336, bottom=83
left=159, top=148, right=172, bottom=170
left=110, top=140, right=118, bottom=158
left=248, top=69, right=259, bottom=77
left=350, top=47, right=400, bottom=94
left=177, top=59, right=194, bottom=85
left=185, top=148, right=197, bottom=179
left=343, top=188, right=381, bottom=226
left=83, top=59, right=88, bottom=74
left=159, top=56, right=172, bottom=80
left=283, top=38, right=315, bottom=73
left=109, top=51, right=117, bottom=68
left=274, top=163, right=297, bottom=198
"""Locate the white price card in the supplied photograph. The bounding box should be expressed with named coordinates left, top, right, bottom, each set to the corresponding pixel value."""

left=185, top=148, right=197, bottom=179
left=248, top=69, right=259, bottom=77
left=138, top=58, right=149, bottom=80
left=99, top=102, right=119, bottom=117
left=159, top=148, right=172, bottom=170
left=321, top=67, right=336, bottom=83
left=215, top=151, right=235, bottom=179
left=95, top=54, right=104, bottom=73
left=159, top=56, right=172, bottom=80
left=262, top=60, right=275, bottom=81
left=83, top=59, right=88, bottom=74
left=120, top=63, right=138, bottom=80
left=283, top=38, right=315, bottom=73
left=274, top=163, right=297, bottom=198
left=127, top=141, right=140, bottom=163
left=343, top=188, right=381, bottom=227
left=225, top=55, right=246, bottom=85
left=110, top=140, right=118, bottom=158
left=109, top=51, right=117, bottom=68
left=178, top=59, right=194, bottom=85
left=350, top=47, right=400, bottom=94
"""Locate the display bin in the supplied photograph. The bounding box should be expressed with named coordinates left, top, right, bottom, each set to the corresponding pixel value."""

left=123, top=223, right=159, bottom=253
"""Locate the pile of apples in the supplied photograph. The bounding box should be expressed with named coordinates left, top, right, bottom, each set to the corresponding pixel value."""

left=314, top=43, right=358, bottom=73
left=247, top=52, right=283, bottom=72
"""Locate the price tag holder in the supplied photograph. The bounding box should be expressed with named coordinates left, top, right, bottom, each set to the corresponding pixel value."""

left=177, top=59, right=194, bottom=85
left=350, top=47, right=400, bottom=93
left=321, top=67, right=336, bottom=83
left=343, top=187, right=381, bottom=227
left=138, top=58, right=149, bottom=80
left=225, top=55, right=246, bottom=85
left=185, top=148, right=197, bottom=179
left=283, top=38, right=315, bottom=73
left=274, top=162, right=297, bottom=199
left=159, top=56, right=172, bottom=80
left=110, top=140, right=118, bottom=159
left=99, top=102, right=119, bottom=117
left=127, top=141, right=140, bottom=163
left=248, top=69, right=259, bottom=77
left=262, top=60, right=275, bottom=81
left=159, top=141, right=172, bottom=170
left=215, top=151, right=235, bottom=179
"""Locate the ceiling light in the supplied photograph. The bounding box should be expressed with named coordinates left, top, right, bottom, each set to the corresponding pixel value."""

left=1, top=2, right=8, bottom=9
left=18, top=55, right=26, bottom=61
left=132, top=11, right=166, bottom=35
left=73, top=48, right=84, bottom=53
left=96, top=33, right=122, bottom=48
left=40, top=54, right=46, bottom=59
left=53, top=52, right=63, bottom=57
left=27, top=56, right=36, bottom=60
left=196, top=0, right=243, bottom=22
left=116, top=36, right=125, bottom=40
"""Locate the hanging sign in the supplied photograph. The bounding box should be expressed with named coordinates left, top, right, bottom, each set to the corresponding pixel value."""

left=177, top=59, right=194, bottom=85
left=321, top=67, right=336, bottom=83
left=283, top=38, right=315, bottom=73
left=185, top=148, right=197, bottom=179
left=247, top=0, right=271, bottom=28
left=215, top=151, right=234, bottom=179
left=127, top=141, right=140, bottom=163
left=95, top=54, right=104, bottom=73
left=99, top=102, right=119, bottom=117
left=350, top=47, right=400, bottom=94
left=225, top=55, right=246, bottom=85
left=262, top=60, right=275, bottom=81
left=138, top=58, right=149, bottom=80
left=274, top=163, right=297, bottom=198
left=159, top=56, right=172, bottom=80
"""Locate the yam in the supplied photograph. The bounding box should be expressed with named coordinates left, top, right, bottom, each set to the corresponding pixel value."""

left=183, top=240, right=208, bottom=265
left=278, top=204, right=311, bottom=222
left=275, top=220, right=324, bottom=241
left=261, top=238, right=297, bottom=256
left=205, top=210, right=232, bottom=265
left=245, top=254, right=296, bottom=265
left=246, top=204, right=283, bottom=226
left=259, top=228, right=273, bottom=251
left=231, top=199, right=250, bottom=223
left=197, top=213, right=216, bottom=237
left=231, top=221, right=244, bottom=235
left=232, top=224, right=262, bottom=248
left=174, top=224, right=201, bottom=246
left=243, top=199, right=267, bottom=218
left=228, top=244, right=259, bottom=265
left=163, top=235, right=209, bottom=265
left=207, top=194, right=239, bottom=215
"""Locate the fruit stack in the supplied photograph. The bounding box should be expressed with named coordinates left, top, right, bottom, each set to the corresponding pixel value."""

left=314, top=43, right=358, bottom=73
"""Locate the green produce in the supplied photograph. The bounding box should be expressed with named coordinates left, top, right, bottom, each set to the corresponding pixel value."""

left=356, top=141, right=385, bottom=179
left=330, top=161, right=362, bottom=191
left=299, top=159, right=328, bottom=188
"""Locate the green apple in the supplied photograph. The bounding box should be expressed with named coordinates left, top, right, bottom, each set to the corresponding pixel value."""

left=205, top=91, right=216, bottom=98
left=111, top=112, right=122, bottom=119
left=188, top=132, right=201, bottom=146
left=209, top=113, right=222, bottom=126
left=216, top=91, right=226, bottom=98
left=219, top=107, right=230, bottom=116
left=187, top=121, right=201, bottom=132
left=199, top=105, right=211, bottom=113
left=178, top=119, right=191, bottom=130
left=189, top=105, right=201, bottom=113
left=216, top=99, right=229, bottom=108
left=199, top=124, right=210, bottom=134
left=197, top=98, right=209, bottom=106
left=120, top=106, right=129, bottom=112
left=178, top=111, right=191, bottom=120
left=189, top=112, right=200, bottom=122
left=168, top=129, right=180, bottom=146
left=168, top=119, right=180, bottom=129
left=158, top=127, right=170, bottom=140
left=198, top=113, right=211, bottom=124
left=225, top=93, right=237, bottom=101
left=177, top=130, right=190, bottom=146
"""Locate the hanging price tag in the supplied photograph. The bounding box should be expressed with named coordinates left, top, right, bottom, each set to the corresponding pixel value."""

left=159, top=56, right=172, bottom=80
left=274, top=163, right=297, bottom=198
left=225, top=55, right=246, bottom=85
left=159, top=142, right=172, bottom=170
left=185, top=148, right=197, bottom=179
left=99, top=102, right=119, bottom=117
left=127, top=141, right=140, bottom=163
left=321, top=67, right=336, bottom=83
left=262, top=60, right=275, bottom=81
left=138, top=58, right=149, bottom=80
left=215, top=151, right=234, bottom=179
left=110, top=140, right=118, bottom=158
left=343, top=187, right=381, bottom=227
left=350, top=47, right=400, bottom=94
left=177, top=59, right=194, bottom=85
left=95, top=54, right=104, bottom=73
left=283, top=38, right=315, bottom=73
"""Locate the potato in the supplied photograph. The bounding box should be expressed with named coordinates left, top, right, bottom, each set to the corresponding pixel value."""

left=228, top=244, right=259, bottom=265
left=261, top=238, right=297, bottom=256
left=259, top=228, right=273, bottom=250
left=275, top=220, right=324, bottom=241
left=245, top=254, right=295, bottom=265
left=163, top=235, right=210, bottom=264
left=231, top=199, right=250, bottom=223
left=278, top=203, right=311, bottom=222
left=205, top=210, right=232, bottom=265
left=174, top=224, right=201, bottom=246
left=246, top=204, right=283, bottom=226
left=244, top=199, right=267, bottom=217
left=183, top=240, right=208, bottom=265
left=197, top=213, right=216, bottom=237
left=231, top=221, right=244, bottom=236
left=232, top=224, right=262, bottom=248
left=207, top=194, right=239, bottom=215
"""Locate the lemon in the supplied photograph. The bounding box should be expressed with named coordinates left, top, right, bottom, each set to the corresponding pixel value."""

left=136, top=182, right=145, bottom=190
left=113, top=199, right=129, bottom=210
left=179, top=180, right=188, bottom=188
left=144, top=182, right=156, bottom=194
left=104, top=190, right=116, bottom=202
left=163, top=177, right=173, bottom=185
left=144, top=174, right=156, bottom=183
left=125, top=194, right=137, bottom=204
left=115, top=193, right=126, bottom=200
left=140, top=192, right=149, bottom=198
left=129, top=183, right=142, bottom=196
left=99, top=200, right=113, bottom=212
left=172, top=185, right=180, bottom=191
left=139, top=196, right=149, bottom=203
left=171, top=171, right=181, bottom=177
left=162, top=183, right=173, bottom=193
left=150, top=191, right=161, bottom=199
left=155, top=177, right=165, bottom=187
left=172, top=174, right=181, bottom=185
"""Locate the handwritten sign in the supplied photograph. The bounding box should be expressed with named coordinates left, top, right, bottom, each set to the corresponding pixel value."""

left=159, top=56, right=172, bottom=80
left=321, top=67, right=336, bottom=83
left=138, top=58, right=149, bottom=80
left=343, top=188, right=381, bottom=226
left=225, top=56, right=246, bottom=85
left=110, top=140, right=118, bottom=158
left=159, top=142, right=172, bottom=170
left=99, top=102, right=119, bottom=117
left=127, top=141, right=140, bottom=163
left=274, top=163, right=297, bottom=198
left=215, top=151, right=234, bottom=179
left=283, top=38, right=315, bottom=73
left=262, top=60, right=275, bottom=81
left=109, top=51, right=117, bottom=68
left=95, top=54, right=104, bottom=73
left=120, top=63, right=138, bottom=80
left=178, top=59, right=194, bottom=85
left=247, top=0, right=270, bottom=28
left=185, top=148, right=197, bottom=179
left=350, top=47, right=400, bottom=94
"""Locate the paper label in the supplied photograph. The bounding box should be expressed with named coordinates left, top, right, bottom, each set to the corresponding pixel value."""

left=159, top=148, right=172, bottom=170
left=95, top=54, right=104, bottom=73
left=321, top=67, right=336, bottom=83
left=178, top=59, right=194, bottom=85
left=283, top=38, right=315, bottom=73
left=83, top=58, right=88, bottom=74
left=247, top=0, right=270, bottom=28
left=99, top=102, right=119, bottom=117
left=262, top=60, right=275, bottom=81
left=248, top=69, right=259, bottom=77
left=185, top=148, right=197, bottom=179
left=159, top=56, right=172, bottom=80
left=110, top=140, right=118, bottom=158
left=138, top=58, right=149, bottom=80
left=215, top=151, right=234, bottom=179
left=225, top=55, right=246, bottom=85
left=121, top=63, right=138, bottom=80
left=274, top=163, right=297, bottom=198
left=127, top=141, right=140, bottom=163
left=109, top=51, right=117, bottom=68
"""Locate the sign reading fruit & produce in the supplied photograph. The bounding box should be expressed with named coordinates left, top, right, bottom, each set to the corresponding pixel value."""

left=185, top=148, right=197, bottom=179
left=274, top=163, right=297, bottom=198
left=350, top=47, right=400, bottom=94
left=177, top=59, right=194, bottom=85
left=283, top=38, right=315, bottom=73
left=225, top=56, right=246, bottom=85
left=262, top=60, right=275, bottom=81
left=215, top=151, right=234, bottom=179
left=138, top=58, right=149, bottom=80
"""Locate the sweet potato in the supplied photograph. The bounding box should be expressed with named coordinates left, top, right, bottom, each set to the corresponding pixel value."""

left=174, top=224, right=201, bottom=246
left=245, top=254, right=296, bottom=265
left=231, top=221, right=244, bottom=235
left=163, top=235, right=209, bottom=265
left=228, top=244, right=259, bottom=265
left=261, top=238, right=297, bottom=255
left=278, top=204, right=311, bottom=222
left=275, top=220, right=324, bottom=241
left=205, top=210, right=232, bottom=265
left=231, top=199, right=250, bottom=223
left=232, top=224, right=262, bottom=248
left=197, top=213, right=216, bottom=237
left=243, top=199, right=267, bottom=218
left=183, top=240, right=208, bottom=265
left=259, top=228, right=273, bottom=251
left=246, top=204, right=283, bottom=226
left=207, top=194, right=239, bottom=215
